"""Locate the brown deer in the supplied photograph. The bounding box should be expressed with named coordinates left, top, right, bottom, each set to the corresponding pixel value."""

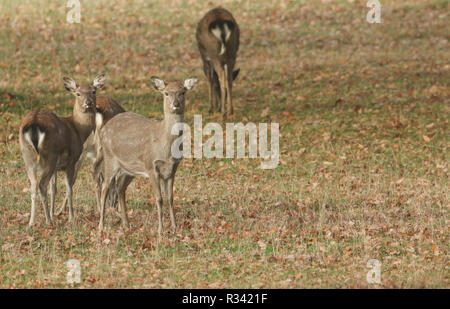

left=19, top=74, right=106, bottom=228
left=196, top=7, right=240, bottom=118
left=55, top=96, right=125, bottom=216
left=96, top=76, right=198, bottom=237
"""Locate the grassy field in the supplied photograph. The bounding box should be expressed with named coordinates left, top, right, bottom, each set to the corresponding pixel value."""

left=0, top=0, right=448, bottom=288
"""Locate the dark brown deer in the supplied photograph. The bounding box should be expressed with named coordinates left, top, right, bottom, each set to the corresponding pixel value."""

left=196, top=7, right=240, bottom=118
left=19, top=74, right=106, bottom=228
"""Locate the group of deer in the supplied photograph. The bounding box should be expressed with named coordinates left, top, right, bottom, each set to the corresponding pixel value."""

left=18, top=8, right=240, bottom=237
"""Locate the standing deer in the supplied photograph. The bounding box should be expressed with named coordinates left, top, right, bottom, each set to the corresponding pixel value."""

left=19, top=74, right=106, bottom=228
left=96, top=76, right=198, bottom=237
left=56, top=96, right=125, bottom=216
left=196, top=7, right=240, bottom=118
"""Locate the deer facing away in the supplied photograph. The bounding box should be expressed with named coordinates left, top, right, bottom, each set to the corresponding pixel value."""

left=96, top=76, right=198, bottom=236
left=19, top=74, right=106, bottom=228
left=196, top=7, right=240, bottom=118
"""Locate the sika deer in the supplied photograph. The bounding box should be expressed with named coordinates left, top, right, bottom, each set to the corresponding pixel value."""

left=196, top=7, right=240, bottom=118
left=19, top=74, right=106, bottom=228
left=56, top=96, right=125, bottom=215
left=96, top=76, right=198, bottom=236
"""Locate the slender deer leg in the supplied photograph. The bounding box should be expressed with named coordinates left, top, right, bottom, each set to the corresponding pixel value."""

left=93, top=151, right=104, bottom=213
left=107, top=178, right=119, bottom=210
left=49, top=173, right=57, bottom=220
left=98, top=170, right=115, bottom=231
left=56, top=149, right=85, bottom=216
left=225, top=65, right=233, bottom=115
left=116, top=175, right=133, bottom=230
left=95, top=171, right=103, bottom=213
left=204, top=61, right=215, bottom=114
left=28, top=171, right=38, bottom=229
left=212, top=70, right=221, bottom=112
left=165, top=177, right=176, bottom=233
left=64, top=168, right=76, bottom=224
left=56, top=196, right=67, bottom=216
left=38, top=168, right=55, bottom=225
left=150, top=175, right=164, bottom=238
left=216, top=65, right=227, bottom=118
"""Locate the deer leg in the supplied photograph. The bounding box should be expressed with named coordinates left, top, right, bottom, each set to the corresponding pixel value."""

left=64, top=168, right=76, bottom=224
left=27, top=170, right=39, bottom=229
left=56, top=196, right=67, bottom=216
left=204, top=61, right=215, bottom=114
left=164, top=177, right=176, bottom=234
left=93, top=150, right=104, bottom=213
left=107, top=176, right=119, bottom=210
left=116, top=174, right=133, bottom=230
left=38, top=169, right=54, bottom=226
left=49, top=173, right=57, bottom=220
left=56, top=150, right=85, bottom=216
left=150, top=175, right=164, bottom=238
left=225, top=65, right=233, bottom=115
left=212, top=70, right=221, bottom=112
left=218, top=68, right=227, bottom=118
left=98, top=170, right=115, bottom=231
left=95, top=171, right=103, bottom=213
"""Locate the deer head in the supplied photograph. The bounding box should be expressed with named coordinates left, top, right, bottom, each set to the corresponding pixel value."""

left=62, top=73, right=106, bottom=113
left=150, top=76, right=198, bottom=115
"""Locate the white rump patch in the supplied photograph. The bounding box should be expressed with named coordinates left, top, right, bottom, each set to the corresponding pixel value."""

left=23, top=130, right=33, bottom=148
left=37, top=129, right=45, bottom=150
left=211, top=26, right=221, bottom=40
left=211, top=26, right=226, bottom=55
left=224, top=23, right=231, bottom=41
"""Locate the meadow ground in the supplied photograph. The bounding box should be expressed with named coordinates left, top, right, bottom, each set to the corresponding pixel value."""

left=0, top=0, right=448, bottom=288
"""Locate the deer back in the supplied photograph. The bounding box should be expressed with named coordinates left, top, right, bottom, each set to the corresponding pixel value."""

left=99, top=112, right=168, bottom=176
left=196, top=7, right=240, bottom=63
left=19, top=109, right=85, bottom=168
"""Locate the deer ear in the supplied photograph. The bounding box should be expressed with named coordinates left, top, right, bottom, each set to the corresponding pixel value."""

left=150, top=76, right=166, bottom=91
left=232, top=69, right=240, bottom=81
left=62, top=77, right=77, bottom=92
left=184, top=77, right=198, bottom=90
left=93, top=73, right=106, bottom=89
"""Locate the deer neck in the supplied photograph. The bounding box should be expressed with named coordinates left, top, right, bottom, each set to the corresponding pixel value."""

left=162, top=110, right=184, bottom=146
left=71, top=103, right=96, bottom=143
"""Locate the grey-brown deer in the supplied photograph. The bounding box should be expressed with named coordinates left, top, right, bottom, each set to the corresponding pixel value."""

left=196, top=7, right=240, bottom=118
left=56, top=96, right=125, bottom=216
left=19, top=74, right=106, bottom=228
left=96, top=76, right=197, bottom=237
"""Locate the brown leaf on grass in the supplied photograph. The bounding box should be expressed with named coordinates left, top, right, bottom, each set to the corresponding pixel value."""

left=261, top=107, right=270, bottom=118
left=428, top=85, right=440, bottom=95
left=257, top=240, right=267, bottom=250
left=141, top=236, right=154, bottom=250
left=334, top=98, right=343, bottom=107
left=431, top=244, right=439, bottom=256
left=422, top=135, right=431, bottom=143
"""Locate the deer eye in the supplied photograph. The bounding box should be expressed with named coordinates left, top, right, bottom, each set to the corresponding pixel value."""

left=76, top=93, right=81, bottom=97
left=164, top=92, right=169, bottom=96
